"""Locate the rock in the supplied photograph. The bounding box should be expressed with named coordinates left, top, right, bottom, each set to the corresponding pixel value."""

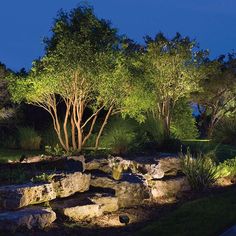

left=85, top=158, right=111, bottom=173
left=52, top=172, right=90, bottom=198
left=150, top=176, right=190, bottom=199
left=0, top=171, right=90, bottom=210
left=0, top=183, right=56, bottom=210
left=52, top=197, right=102, bottom=221
left=0, top=207, right=56, bottom=232
left=90, top=173, right=150, bottom=208
left=156, top=156, right=181, bottom=176
left=214, top=177, right=234, bottom=187
left=89, top=193, right=119, bottom=213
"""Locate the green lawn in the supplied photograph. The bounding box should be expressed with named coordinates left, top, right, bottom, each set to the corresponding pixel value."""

left=138, top=187, right=236, bottom=236
left=0, top=148, right=43, bottom=163
left=183, top=139, right=236, bottom=162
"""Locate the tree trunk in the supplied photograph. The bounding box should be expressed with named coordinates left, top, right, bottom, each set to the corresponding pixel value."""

left=95, top=106, right=113, bottom=150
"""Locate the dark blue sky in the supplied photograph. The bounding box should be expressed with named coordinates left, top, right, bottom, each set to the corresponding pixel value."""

left=1, top=0, right=236, bottom=71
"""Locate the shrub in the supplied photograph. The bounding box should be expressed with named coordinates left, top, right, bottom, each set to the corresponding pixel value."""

left=212, top=118, right=236, bottom=146
left=100, top=117, right=137, bottom=154
left=18, top=126, right=41, bottom=150
left=180, top=151, right=217, bottom=191
left=142, top=114, right=165, bottom=145
left=171, top=100, right=199, bottom=140
left=41, top=125, right=59, bottom=148
left=216, top=157, right=236, bottom=178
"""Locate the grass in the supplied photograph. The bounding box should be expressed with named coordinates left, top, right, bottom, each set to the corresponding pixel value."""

left=0, top=148, right=43, bottom=163
left=138, top=186, right=236, bottom=236
left=183, top=139, right=236, bottom=162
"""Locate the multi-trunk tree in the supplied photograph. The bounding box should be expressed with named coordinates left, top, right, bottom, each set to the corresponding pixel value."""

left=139, top=33, right=206, bottom=138
left=8, top=6, right=136, bottom=152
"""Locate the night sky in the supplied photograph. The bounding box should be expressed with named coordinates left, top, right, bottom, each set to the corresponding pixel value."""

left=0, top=0, right=236, bottom=71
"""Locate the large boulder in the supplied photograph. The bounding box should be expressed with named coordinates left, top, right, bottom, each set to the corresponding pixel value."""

left=85, top=158, right=111, bottom=173
left=89, top=193, right=118, bottom=213
left=0, top=171, right=90, bottom=210
left=90, top=173, right=150, bottom=208
left=0, top=207, right=56, bottom=232
left=0, top=183, right=56, bottom=210
left=52, top=172, right=90, bottom=198
left=150, top=176, right=190, bottom=199
left=51, top=196, right=103, bottom=221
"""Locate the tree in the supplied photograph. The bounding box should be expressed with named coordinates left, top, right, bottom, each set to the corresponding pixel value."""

left=8, top=6, right=134, bottom=152
left=139, top=33, right=205, bottom=138
left=0, top=62, right=15, bottom=120
left=194, top=55, right=236, bottom=137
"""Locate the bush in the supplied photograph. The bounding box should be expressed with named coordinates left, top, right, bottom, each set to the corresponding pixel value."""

left=41, top=125, right=59, bottom=148
left=216, top=157, right=236, bottom=178
left=18, top=126, right=41, bottom=150
left=212, top=118, right=236, bottom=146
left=100, top=117, right=138, bottom=154
left=171, top=100, right=199, bottom=140
left=142, top=114, right=165, bottom=145
left=180, top=150, right=217, bottom=191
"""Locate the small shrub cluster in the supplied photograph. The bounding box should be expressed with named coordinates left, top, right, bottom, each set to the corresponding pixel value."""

left=18, top=126, right=41, bottom=150
left=180, top=151, right=217, bottom=191
left=216, top=157, right=236, bottom=178
left=213, top=118, right=236, bottom=146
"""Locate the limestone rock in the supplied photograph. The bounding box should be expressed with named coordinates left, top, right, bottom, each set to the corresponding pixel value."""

left=0, top=171, right=90, bottom=210
left=90, top=194, right=119, bottom=213
left=0, top=183, right=56, bottom=210
left=85, top=158, right=111, bottom=173
left=150, top=176, right=190, bottom=199
left=52, top=197, right=102, bottom=221
left=90, top=174, right=150, bottom=208
left=52, top=172, right=91, bottom=198
left=0, top=207, right=56, bottom=232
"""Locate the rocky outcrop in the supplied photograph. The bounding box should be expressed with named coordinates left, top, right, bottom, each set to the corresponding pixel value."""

left=85, top=158, right=112, bottom=173
left=0, top=207, right=56, bottom=232
left=0, top=183, right=56, bottom=210
left=150, top=176, right=190, bottom=199
left=0, top=172, right=90, bottom=210
left=51, top=196, right=103, bottom=221
left=90, top=174, right=150, bottom=208
left=90, top=193, right=119, bottom=213
left=52, top=172, right=90, bottom=198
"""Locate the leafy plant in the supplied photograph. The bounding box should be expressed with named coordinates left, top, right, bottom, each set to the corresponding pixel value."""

left=171, top=99, right=199, bottom=140
left=180, top=150, right=217, bottom=191
left=216, top=157, right=236, bottom=178
left=45, top=144, right=64, bottom=156
left=101, top=118, right=137, bottom=154
left=212, top=118, right=236, bottom=146
left=31, top=172, right=55, bottom=183
left=18, top=126, right=41, bottom=150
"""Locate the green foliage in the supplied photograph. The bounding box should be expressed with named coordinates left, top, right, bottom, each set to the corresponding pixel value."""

left=142, top=114, right=165, bottom=145
left=41, top=125, right=60, bottom=148
left=45, top=144, right=64, bottom=156
left=101, top=117, right=137, bottom=154
left=31, top=172, right=55, bottom=183
left=18, top=126, right=41, bottom=150
left=171, top=100, right=199, bottom=139
left=180, top=150, right=217, bottom=191
left=216, top=157, right=236, bottom=178
left=212, top=118, right=236, bottom=146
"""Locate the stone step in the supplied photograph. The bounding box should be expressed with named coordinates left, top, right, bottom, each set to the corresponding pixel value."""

left=0, top=207, right=56, bottom=232
left=0, top=171, right=90, bottom=210
left=90, top=173, right=150, bottom=208
left=149, top=176, right=190, bottom=199
left=51, top=192, right=118, bottom=221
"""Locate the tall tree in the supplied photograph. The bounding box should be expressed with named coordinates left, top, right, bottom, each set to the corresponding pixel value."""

left=139, top=33, right=205, bottom=137
left=194, top=55, right=236, bottom=137
left=8, top=6, right=134, bottom=152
